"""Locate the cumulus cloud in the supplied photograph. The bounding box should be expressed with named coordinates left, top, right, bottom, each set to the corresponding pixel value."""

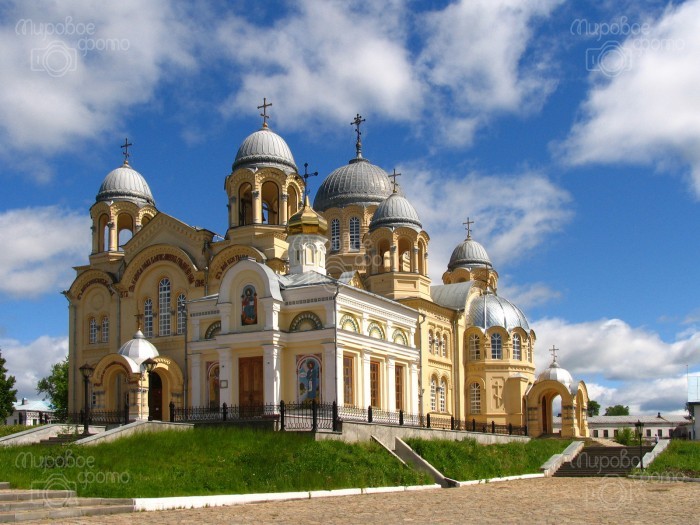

left=0, top=0, right=195, bottom=175
left=558, top=0, right=700, bottom=196
left=498, top=281, right=562, bottom=309
left=1, top=335, right=68, bottom=402
left=533, top=317, right=700, bottom=414
left=400, top=164, right=572, bottom=281
left=0, top=207, right=90, bottom=297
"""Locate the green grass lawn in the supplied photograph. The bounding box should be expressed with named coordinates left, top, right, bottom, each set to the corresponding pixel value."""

left=0, top=425, right=27, bottom=438
left=406, top=437, right=571, bottom=481
left=0, top=427, right=431, bottom=498
left=643, top=440, right=700, bottom=477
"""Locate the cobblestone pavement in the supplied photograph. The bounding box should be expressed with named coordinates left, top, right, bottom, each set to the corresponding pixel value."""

left=46, top=477, right=698, bottom=525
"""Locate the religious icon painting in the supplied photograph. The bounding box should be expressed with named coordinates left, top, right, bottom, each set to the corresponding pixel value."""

left=297, top=354, right=321, bottom=404
left=241, top=285, right=257, bottom=325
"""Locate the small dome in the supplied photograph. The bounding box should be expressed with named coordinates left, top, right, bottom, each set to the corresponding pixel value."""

left=448, top=237, right=492, bottom=270
left=537, top=360, right=574, bottom=389
left=232, top=126, right=297, bottom=173
left=314, top=157, right=397, bottom=212
left=369, top=192, right=422, bottom=232
left=288, top=196, right=328, bottom=236
left=118, top=330, right=159, bottom=365
left=465, top=291, right=530, bottom=332
left=96, top=162, right=155, bottom=206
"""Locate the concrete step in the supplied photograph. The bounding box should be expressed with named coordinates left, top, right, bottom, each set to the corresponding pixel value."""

left=0, top=497, right=133, bottom=512
left=554, top=446, right=654, bottom=477
left=0, top=503, right=134, bottom=523
left=0, top=485, right=8, bottom=491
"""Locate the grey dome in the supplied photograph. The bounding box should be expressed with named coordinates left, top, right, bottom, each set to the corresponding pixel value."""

left=369, top=192, right=422, bottom=232
left=537, top=360, right=573, bottom=389
left=232, top=126, right=297, bottom=172
left=96, top=162, right=155, bottom=206
left=118, top=330, right=159, bottom=365
left=466, top=292, right=530, bottom=332
left=314, top=157, right=397, bottom=212
left=448, top=237, right=492, bottom=270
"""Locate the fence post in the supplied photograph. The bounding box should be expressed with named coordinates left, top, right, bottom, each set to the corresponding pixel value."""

left=222, top=402, right=228, bottom=422
left=368, top=405, right=373, bottom=423
left=451, top=416, right=455, bottom=430
left=79, top=409, right=84, bottom=425
left=280, top=400, right=285, bottom=431
left=125, top=401, right=130, bottom=424
left=524, top=425, right=528, bottom=436
left=399, top=409, right=404, bottom=426
left=312, top=400, right=318, bottom=432
left=491, top=420, right=495, bottom=433
left=332, top=401, right=338, bottom=432
left=472, top=418, right=476, bottom=432
left=508, top=423, right=513, bottom=435
left=427, top=413, right=431, bottom=429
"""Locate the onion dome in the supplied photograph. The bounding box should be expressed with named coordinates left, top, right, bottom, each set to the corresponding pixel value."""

left=448, top=236, right=492, bottom=270
left=118, top=330, right=159, bottom=365
left=369, top=191, right=422, bottom=232
left=465, top=291, right=530, bottom=331
left=537, top=357, right=574, bottom=389
left=288, top=196, right=328, bottom=236
left=96, top=161, right=155, bottom=206
left=232, top=125, right=297, bottom=173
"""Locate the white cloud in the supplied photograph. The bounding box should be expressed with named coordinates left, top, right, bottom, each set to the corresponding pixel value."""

left=400, top=164, right=572, bottom=281
left=1, top=335, right=68, bottom=402
left=533, top=317, right=700, bottom=414
left=216, top=0, right=422, bottom=129
left=0, top=0, right=195, bottom=176
left=498, top=280, right=562, bottom=309
left=0, top=207, right=90, bottom=297
left=558, top=1, right=700, bottom=196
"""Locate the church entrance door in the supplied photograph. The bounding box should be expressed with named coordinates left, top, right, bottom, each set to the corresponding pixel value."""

left=148, top=371, right=163, bottom=421
left=239, top=356, right=264, bottom=409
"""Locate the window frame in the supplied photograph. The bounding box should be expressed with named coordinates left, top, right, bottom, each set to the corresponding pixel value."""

left=491, top=333, right=502, bottom=360
left=349, top=216, right=360, bottom=251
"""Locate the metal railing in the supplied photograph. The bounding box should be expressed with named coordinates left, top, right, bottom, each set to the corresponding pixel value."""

left=64, top=408, right=130, bottom=426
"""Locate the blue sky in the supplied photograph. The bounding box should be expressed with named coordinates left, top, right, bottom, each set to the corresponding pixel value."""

left=1, top=0, right=699, bottom=415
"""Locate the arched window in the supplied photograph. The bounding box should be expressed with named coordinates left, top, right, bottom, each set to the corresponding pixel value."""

left=513, top=334, right=521, bottom=360
left=428, top=330, right=434, bottom=354
left=144, top=298, right=153, bottom=338
left=261, top=181, right=279, bottom=225
left=89, top=318, right=98, bottom=344
left=491, top=333, right=502, bottom=359
left=439, top=379, right=446, bottom=412
left=470, top=383, right=481, bottom=414
left=442, top=334, right=448, bottom=358
left=469, top=334, right=481, bottom=360
left=435, top=332, right=441, bottom=355
left=238, top=183, right=253, bottom=226
left=430, top=377, right=437, bottom=411
left=349, top=216, right=360, bottom=251
left=177, top=293, right=186, bottom=335
left=101, top=317, right=109, bottom=343
left=159, top=278, right=171, bottom=336
left=331, top=219, right=340, bottom=251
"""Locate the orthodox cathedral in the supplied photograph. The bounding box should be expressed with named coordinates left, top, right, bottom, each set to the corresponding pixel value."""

left=65, top=104, right=589, bottom=438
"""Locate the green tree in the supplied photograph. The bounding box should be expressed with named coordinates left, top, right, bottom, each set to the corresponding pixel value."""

left=604, top=404, right=630, bottom=416
left=0, top=349, right=18, bottom=421
left=37, top=357, right=69, bottom=421
left=615, top=427, right=635, bottom=446
left=587, top=400, right=601, bottom=417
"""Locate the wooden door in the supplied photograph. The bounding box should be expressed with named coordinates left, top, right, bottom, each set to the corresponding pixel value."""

left=148, top=372, right=163, bottom=421
left=239, top=356, right=264, bottom=407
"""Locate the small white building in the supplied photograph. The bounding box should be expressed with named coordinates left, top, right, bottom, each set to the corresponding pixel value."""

left=3, top=399, right=54, bottom=426
left=554, top=413, right=691, bottom=441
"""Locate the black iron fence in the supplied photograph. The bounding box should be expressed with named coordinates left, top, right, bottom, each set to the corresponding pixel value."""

left=63, top=407, right=130, bottom=426
left=169, top=401, right=527, bottom=435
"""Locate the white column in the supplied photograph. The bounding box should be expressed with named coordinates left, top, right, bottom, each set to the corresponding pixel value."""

left=336, top=347, right=344, bottom=406
left=219, top=303, right=232, bottom=334
left=231, top=355, right=240, bottom=404
left=263, top=300, right=280, bottom=331
left=218, top=349, right=233, bottom=406
left=387, top=357, right=396, bottom=412
left=190, top=353, right=202, bottom=407
left=322, top=342, right=337, bottom=403
left=262, top=344, right=281, bottom=405
left=410, top=361, right=419, bottom=414
left=362, top=349, right=371, bottom=408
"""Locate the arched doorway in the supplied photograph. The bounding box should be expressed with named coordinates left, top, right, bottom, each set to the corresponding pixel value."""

left=148, top=371, right=163, bottom=421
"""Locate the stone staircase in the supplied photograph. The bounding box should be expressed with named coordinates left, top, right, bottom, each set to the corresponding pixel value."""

left=38, top=433, right=92, bottom=446
left=0, top=483, right=134, bottom=522
left=554, top=446, right=654, bottom=477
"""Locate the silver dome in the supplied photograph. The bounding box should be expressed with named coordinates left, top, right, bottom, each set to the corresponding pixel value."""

left=537, top=360, right=573, bottom=389
left=118, top=330, right=159, bottom=365
left=96, top=162, right=155, bottom=206
left=466, top=292, right=530, bottom=332
left=232, top=126, right=297, bottom=172
left=369, top=192, right=422, bottom=232
left=314, top=157, right=398, bottom=212
left=448, top=237, right=492, bottom=270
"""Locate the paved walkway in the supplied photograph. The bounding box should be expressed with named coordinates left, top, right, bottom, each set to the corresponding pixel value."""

left=45, top=477, right=697, bottom=524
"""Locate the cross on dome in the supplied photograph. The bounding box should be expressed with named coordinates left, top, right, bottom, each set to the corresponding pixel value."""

left=121, top=137, right=132, bottom=165
left=463, top=218, right=474, bottom=240
left=351, top=113, right=365, bottom=158
left=258, top=97, right=272, bottom=128
left=302, top=162, right=318, bottom=200
left=549, top=345, right=559, bottom=363
left=390, top=169, right=401, bottom=193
